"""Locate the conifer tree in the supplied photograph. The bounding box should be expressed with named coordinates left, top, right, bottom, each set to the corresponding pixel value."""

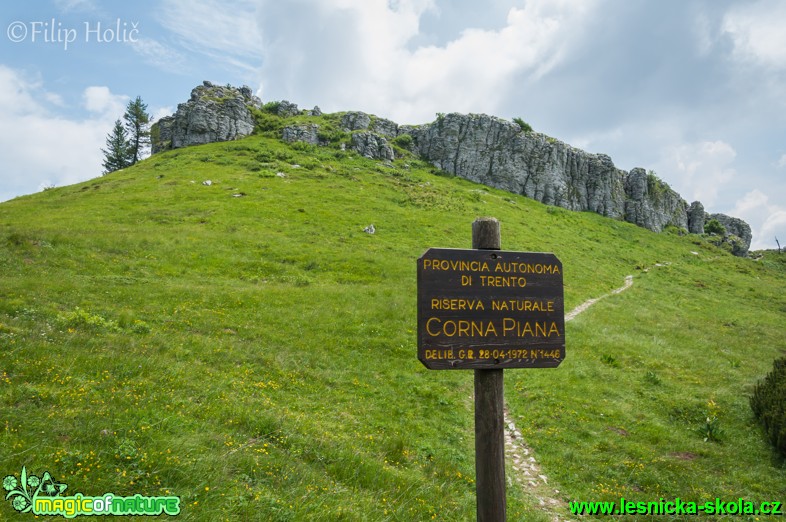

left=123, top=96, right=151, bottom=164
left=101, top=119, right=132, bottom=174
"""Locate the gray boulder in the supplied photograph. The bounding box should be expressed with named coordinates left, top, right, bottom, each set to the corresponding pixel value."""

left=275, top=100, right=300, bottom=118
left=341, top=112, right=371, bottom=131
left=623, top=168, right=688, bottom=232
left=151, top=81, right=260, bottom=152
left=351, top=132, right=394, bottom=161
left=625, top=168, right=648, bottom=202
left=371, top=118, right=399, bottom=138
left=709, top=213, right=752, bottom=253
left=282, top=124, right=320, bottom=145
left=151, top=115, right=174, bottom=154
left=688, top=201, right=705, bottom=234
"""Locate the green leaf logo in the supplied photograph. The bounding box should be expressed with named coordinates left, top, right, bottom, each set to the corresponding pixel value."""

left=3, top=467, right=66, bottom=513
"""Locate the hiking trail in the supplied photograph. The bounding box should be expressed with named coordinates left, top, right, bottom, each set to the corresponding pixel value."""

left=504, top=274, right=634, bottom=521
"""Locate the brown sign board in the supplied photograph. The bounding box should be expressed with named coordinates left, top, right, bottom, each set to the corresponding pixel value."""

left=417, top=248, right=565, bottom=370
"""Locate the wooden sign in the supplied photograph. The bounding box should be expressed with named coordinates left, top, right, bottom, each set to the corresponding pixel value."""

left=417, top=248, right=564, bottom=369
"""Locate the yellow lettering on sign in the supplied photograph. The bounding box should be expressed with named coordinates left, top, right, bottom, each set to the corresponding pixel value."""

left=424, top=349, right=455, bottom=360
left=493, top=262, right=560, bottom=275
left=430, top=298, right=485, bottom=311
left=424, top=318, right=499, bottom=337
left=423, top=259, right=489, bottom=272
left=479, top=276, right=527, bottom=287
left=491, top=300, right=554, bottom=312
left=500, top=319, right=561, bottom=337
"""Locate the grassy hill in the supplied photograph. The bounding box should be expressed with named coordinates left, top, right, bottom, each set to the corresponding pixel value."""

left=1, top=122, right=785, bottom=520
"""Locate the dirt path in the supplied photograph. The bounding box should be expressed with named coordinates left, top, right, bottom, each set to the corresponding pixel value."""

left=504, top=274, right=634, bottom=521
left=564, top=275, right=633, bottom=321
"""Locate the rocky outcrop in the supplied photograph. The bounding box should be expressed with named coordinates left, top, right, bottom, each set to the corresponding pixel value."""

left=351, top=132, right=394, bottom=161
left=150, top=83, right=754, bottom=255
left=152, top=116, right=174, bottom=154
left=341, top=112, right=371, bottom=132
left=709, top=213, right=752, bottom=253
left=371, top=118, right=398, bottom=138
left=151, top=81, right=260, bottom=153
left=624, top=168, right=688, bottom=232
left=688, top=201, right=706, bottom=234
left=274, top=100, right=300, bottom=118
left=407, top=113, right=689, bottom=232
left=282, top=124, right=320, bottom=145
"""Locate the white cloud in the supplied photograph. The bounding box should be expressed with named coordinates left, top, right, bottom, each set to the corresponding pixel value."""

left=255, top=0, right=598, bottom=123
left=777, top=154, right=786, bottom=168
left=693, top=10, right=714, bottom=57
left=655, top=140, right=736, bottom=207
left=722, top=0, right=786, bottom=70
left=0, top=67, right=47, bottom=116
left=129, top=38, right=189, bottom=73
left=83, top=86, right=128, bottom=117
left=151, top=106, right=175, bottom=123
left=152, top=0, right=267, bottom=76
left=0, top=66, right=120, bottom=202
left=730, top=189, right=786, bottom=250
left=54, top=0, right=98, bottom=12
left=158, top=0, right=263, bottom=57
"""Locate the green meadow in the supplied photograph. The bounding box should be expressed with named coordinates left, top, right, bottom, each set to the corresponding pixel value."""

left=1, top=118, right=785, bottom=520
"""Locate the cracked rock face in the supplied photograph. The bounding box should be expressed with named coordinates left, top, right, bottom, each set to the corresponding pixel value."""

left=151, top=81, right=260, bottom=153
left=351, top=132, right=394, bottom=161
left=709, top=213, right=752, bottom=253
left=370, top=117, right=398, bottom=138
left=408, top=113, right=690, bottom=232
left=688, top=201, right=706, bottom=234
left=341, top=111, right=371, bottom=131
left=408, top=113, right=626, bottom=216
left=623, top=167, right=688, bottom=232
left=282, top=124, right=320, bottom=145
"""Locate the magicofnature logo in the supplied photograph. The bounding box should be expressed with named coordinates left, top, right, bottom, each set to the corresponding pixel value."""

left=3, top=466, right=180, bottom=518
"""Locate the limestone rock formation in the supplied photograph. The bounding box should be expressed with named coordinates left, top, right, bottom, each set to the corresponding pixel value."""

left=709, top=213, right=752, bottom=253
left=275, top=100, right=300, bottom=118
left=688, top=201, right=706, bottom=234
left=152, top=116, right=174, bottom=155
left=282, top=124, right=320, bottom=145
left=341, top=112, right=371, bottom=132
left=150, top=82, right=755, bottom=255
left=351, top=132, right=394, bottom=161
left=623, top=168, right=688, bottom=232
left=370, top=118, right=398, bottom=138
left=151, top=81, right=260, bottom=153
left=407, top=113, right=689, bottom=232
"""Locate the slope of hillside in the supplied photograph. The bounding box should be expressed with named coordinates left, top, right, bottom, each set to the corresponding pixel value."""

left=153, top=82, right=754, bottom=255
left=1, top=133, right=784, bottom=520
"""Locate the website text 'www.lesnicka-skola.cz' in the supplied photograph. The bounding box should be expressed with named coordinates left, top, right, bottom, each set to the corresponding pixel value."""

left=569, top=497, right=783, bottom=516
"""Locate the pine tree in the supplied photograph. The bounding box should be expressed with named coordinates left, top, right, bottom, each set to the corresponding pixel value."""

left=101, top=119, right=132, bottom=174
left=123, top=96, right=151, bottom=164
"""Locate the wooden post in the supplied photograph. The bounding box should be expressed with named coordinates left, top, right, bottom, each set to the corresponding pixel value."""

left=472, top=217, right=506, bottom=521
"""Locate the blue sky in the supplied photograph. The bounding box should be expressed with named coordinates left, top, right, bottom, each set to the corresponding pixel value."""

left=2, top=0, right=785, bottom=249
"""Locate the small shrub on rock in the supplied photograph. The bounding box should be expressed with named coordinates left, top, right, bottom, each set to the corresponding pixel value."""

left=513, top=117, right=533, bottom=133
left=704, top=219, right=726, bottom=235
